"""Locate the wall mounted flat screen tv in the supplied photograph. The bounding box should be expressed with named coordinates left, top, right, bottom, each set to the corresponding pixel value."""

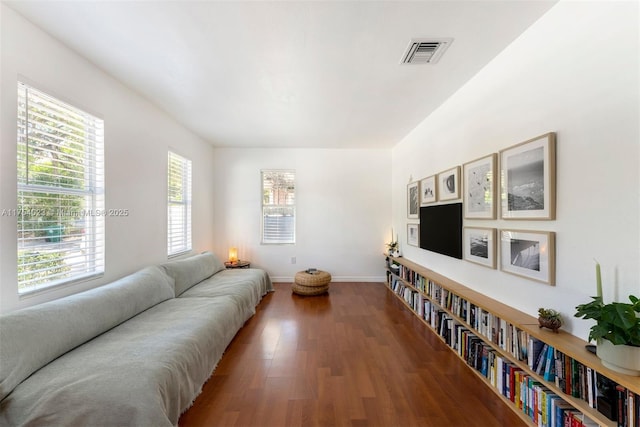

left=419, top=203, right=463, bottom=259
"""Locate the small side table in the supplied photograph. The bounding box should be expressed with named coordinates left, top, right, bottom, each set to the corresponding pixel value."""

left=224, top=261, right=250, bottom=269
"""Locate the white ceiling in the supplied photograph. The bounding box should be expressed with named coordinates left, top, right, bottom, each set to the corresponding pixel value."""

left=6, top=1, right=557, bottom=149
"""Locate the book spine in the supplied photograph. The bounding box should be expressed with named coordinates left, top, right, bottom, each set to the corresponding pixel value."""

left=616, top=385, right=626, bottom=427
left=586, top=367, right=593, bottom=409
left=536, top=343, right=549, bottom=375
left=571, top=358, right=580, bottom=398
left=544, top=345, right=555, bottom=382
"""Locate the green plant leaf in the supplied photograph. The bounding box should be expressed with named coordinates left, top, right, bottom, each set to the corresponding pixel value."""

left=577, top=295, right=640, bottom=347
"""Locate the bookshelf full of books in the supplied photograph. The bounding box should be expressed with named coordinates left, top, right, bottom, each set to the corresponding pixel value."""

left=385, top=255, right=639, bottom=427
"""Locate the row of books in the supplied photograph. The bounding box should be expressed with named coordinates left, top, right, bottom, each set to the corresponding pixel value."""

left=529, top=337, right=640, bottom=426
left=454, top=324, right=639, bottom=427
left=453, top=321, right=594, bottom=427
left=394, top=264, right=426, bottom=289
left=389, top=275, right=422, bottom=315
left=386, top=268, right=639, bottom=427
left=387, top=273, right=443, bottom=331
left=427, top=280, right=531, bottom=361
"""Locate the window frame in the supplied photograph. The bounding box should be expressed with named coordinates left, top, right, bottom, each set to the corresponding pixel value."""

left=16, top=82, right=105, bottom=295
left=261, top=169, right=296, bottom=245
left=167, top=150, right=192, bottom=257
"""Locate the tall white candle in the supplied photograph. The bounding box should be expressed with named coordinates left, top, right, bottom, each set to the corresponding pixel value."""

left=595, top=260, right=602, bottom=299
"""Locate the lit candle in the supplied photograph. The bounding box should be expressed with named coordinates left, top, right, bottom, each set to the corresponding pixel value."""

left=595, top=259, right=602, bottom=299
left=229, top=247, right=238, bottom=263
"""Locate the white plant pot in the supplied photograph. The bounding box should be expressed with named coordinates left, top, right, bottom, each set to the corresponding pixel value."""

left=596, top=339, right=640, bottom=376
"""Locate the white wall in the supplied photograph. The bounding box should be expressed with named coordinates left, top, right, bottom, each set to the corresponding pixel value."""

left=392, top=0, right=640, bottom=340
left=0, top=5, right=215, bottom=313
left=211, top=148, right=390, bottom=282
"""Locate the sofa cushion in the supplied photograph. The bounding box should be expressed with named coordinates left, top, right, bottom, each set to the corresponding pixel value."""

left=161, top=251, right=225, bottom=296
left=180, top=269, right=274, bottom=315
left=0, top=265, right=174, bottom=401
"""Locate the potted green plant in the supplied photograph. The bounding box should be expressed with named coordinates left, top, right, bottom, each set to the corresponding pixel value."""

left=386, top=240, right=398, bottom=256
left=574, top=295, right=640, bottom=376
left=538, top=308, right=562, bottom=333
left=386, top=229, right=399, bottom=256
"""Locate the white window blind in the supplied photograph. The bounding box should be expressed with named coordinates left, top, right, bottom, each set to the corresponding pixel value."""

left=261, top=170, right=295, bottom=244
left=17, top=82, right=105, bottom=294
left=167, top=151, right=192, bottom=256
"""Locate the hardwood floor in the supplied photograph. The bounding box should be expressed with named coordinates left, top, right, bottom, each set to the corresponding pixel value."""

left=179, top=282, right=526, bottom=427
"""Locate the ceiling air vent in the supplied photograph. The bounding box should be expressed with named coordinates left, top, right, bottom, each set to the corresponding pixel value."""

left=401, top=38, right=453, bottom=65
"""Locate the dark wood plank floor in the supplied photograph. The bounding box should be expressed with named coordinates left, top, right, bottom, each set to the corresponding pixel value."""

left=179, top=282, right=526, bottom=427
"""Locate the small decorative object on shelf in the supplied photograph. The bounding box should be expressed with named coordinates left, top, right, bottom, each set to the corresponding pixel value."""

left=386, top=240, right=398, bottom=256
left=386, top=228, right=399, bottom=256
left=537, top=307, right=562, bottom=333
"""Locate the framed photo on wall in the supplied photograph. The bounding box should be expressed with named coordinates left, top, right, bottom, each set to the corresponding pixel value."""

left=407, top=223, right=419, bottom=247
left=500, top=133, right=556, bottom=220
left=437, top=166, right=461, bottom=201
left=463, top=227, right=496, bottom=269
left=419, top=175, right=437, bottom=205
left=500, top=229, right=555, bottom=285
left=463, top=154, right=496, bottom=219
left=407, top=181, right=419, bottom=219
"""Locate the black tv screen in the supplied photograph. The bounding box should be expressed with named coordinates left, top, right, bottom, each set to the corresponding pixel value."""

left=419, top=203, right=463, bottom=259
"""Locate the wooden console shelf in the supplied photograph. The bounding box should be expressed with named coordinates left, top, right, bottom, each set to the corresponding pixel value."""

left=385, top=255, right=639, bottom=427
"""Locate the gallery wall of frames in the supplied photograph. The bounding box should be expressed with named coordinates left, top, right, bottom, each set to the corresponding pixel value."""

left=407, top=132, right=556, bottom=285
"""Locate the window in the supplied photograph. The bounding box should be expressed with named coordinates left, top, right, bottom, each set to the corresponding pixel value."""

left=261, top=170, right=295, bottom=244
left=167, top=151, right=192, bottom=256
left=17, top=82, right=105, bottom=294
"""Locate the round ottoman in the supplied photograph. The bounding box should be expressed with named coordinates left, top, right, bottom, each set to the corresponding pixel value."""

left=292, top=270, right=331, bottom=296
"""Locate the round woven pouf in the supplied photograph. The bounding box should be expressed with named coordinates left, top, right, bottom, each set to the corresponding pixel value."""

left=292, top=271, right=331, bottom=296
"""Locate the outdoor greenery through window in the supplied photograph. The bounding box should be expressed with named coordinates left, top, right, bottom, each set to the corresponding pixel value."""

left=261, top=170, right=295, bottom=244
left=17, top=82, right=105, bottom=294
left=167, top=151, right=192, bottom=256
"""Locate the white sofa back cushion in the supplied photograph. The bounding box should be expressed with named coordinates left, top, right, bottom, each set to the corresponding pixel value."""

left=161, top=252, right=225, bottom=296
left=0, top=265, right=175, bottom=401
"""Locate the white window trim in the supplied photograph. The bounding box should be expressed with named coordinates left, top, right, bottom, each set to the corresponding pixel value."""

left=16, top=82, right=105, bottom=295
left=167, top=151, right=192, bottom=257
left=261, top=169, right=296, bottom=245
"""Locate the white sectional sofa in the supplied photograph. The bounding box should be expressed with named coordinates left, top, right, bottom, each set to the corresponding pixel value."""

left=0, top=252, right=273, bottom=426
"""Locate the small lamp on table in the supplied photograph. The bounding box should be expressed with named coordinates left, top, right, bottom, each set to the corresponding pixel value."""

left=228, top=247, right=238, bottom=264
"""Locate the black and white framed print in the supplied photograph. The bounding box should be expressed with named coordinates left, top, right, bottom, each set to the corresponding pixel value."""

left=500, top=229, right=555, bottom=285
left=463, top=227, right=496, bottom=269
left=500, top=133, right=556, bottom=220
left=463, top=154, right=496, bottom=219
left=407, top=181, right=419, bottom=219
left=419, top=175, right=437, bottom=205
left=437, top=166, right=460, bottom=201
left=407, top=223, right=419, bottom=247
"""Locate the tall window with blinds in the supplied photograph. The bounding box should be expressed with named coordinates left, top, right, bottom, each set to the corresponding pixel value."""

left=167, top=151, right=192, bottom=257
left=261, top=170, right=295, bottom=244
left=17, top=82, right=105, bottom=294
